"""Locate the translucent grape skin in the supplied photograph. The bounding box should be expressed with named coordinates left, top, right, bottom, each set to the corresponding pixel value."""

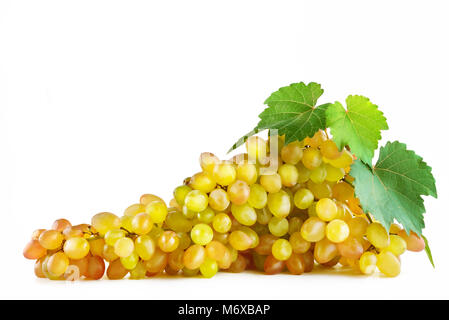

left=264, top=255, right=285, bottom=275
left=183, top=244, right=206, bottom=270
left=398, top=230, right=425, bottom=252
left=86, top=256, right=106, bottom=280
left=107, top=259, right=129, bottom=280
left=24, top=240, right=47, bottom=260
left=285, top=253, right=306, bottom=275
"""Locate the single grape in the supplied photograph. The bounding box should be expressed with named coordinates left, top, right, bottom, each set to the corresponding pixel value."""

left=229, top=253, right=248, bottom=273
left=327, top=149, right=353, bottom=168
left=316, top=198, right=338, bottom=221
left=86, top=256, right=105, bottom=280
left=144, top=248, right=168, bottom=273
left=114, top=237, right=135, bottom=258
left=231, top=203, right=257, bottom=226
left=158, top=231, right=180, bottom=252
left=34, top=258, right=46, bottom=278
left=212, top=213, right=232, bottom=233
left=254, top=234, right=277, bottom=255
left=165, top=210, right=193, bottom=233
left=332, top=181, right=354, bottom=202
left=31, top=229, right=46, bottom=241
left=212, top=162, right=237, bottom=186
left=324, top=164, right=345, bottom=182
left=199, top=152, right=220, bottom=174
left=208, top=188, right=230, bottom=211
left=168, top=249, right=185, bottom=271
left=107, top=259, right=129, bottom=279
left=359, top=251, right=377, bottom=275
left=102, top=244, right=119, bottom=262
left=293, top=188, right=314, bottom=209
left=173, top=185, right=193, bottom=206
left=120, top=251, right=139, bottom=270
left=183, top=244, right=206, bottom=270
left=51, top=219, right=71, bottom=232
left=190, top=224, right=214, bottom=245
left=319, top=140, right=341, bottom=160
left=184, top=190, right=209, bottom=213
left=91, top=212, right=121, bottom=236
left=63, top=237, right=90, bottom=259
left=228, top=180, right=250, bottom=205
left=139, top=194, right=164, bottom=206
left=255, top=207, right=272, bottom=225
left=189, top=172, right=216, bottom=193
left=123, top=203, right=146, bottom=217
left=47, top=252, right=69, bottom=277
left=263, top=255, right=285, bottom=275
left=104, top=229, right=126, bottom=246
left=246, top=136, right=267, bottom=163
left=260, top=173, right=282, bottom=194
left=131, top=213, right=153, bottom=235
left=129, top=260, right=147, bottom=279
left=337, top=237, right=364, bottom=259
left=310, top=164, right=327, bottom=183
left=248, top=184, right=268, bottom=209
left=314, top=238, right=338, bottom=264
left=200, top=258, right=218, bottom=278
left=286, top=253, right=306, bottom=275
left=281, top=141, right=303, bottom=165
left=377, top=250, right=401, bottom=277
left=366, top=223, right=390, bottom=249
left=289, top=231, right=311, bottom=254
left=326, top=219, right=350, bottom=243
left=288, top=217, right=303, bottom=234
left=347, top=216, right=369, bottom=238
left=278, top=164, right=299, bottom=187
left=302, top=147, right=322, bottom=170
left=236, top=162, right=258, bottom=185
left=145, top=201, right=168, bottom=224
left=398, top=230, right=425, bottom=252
left=268, top=216, right=289, bottom=237
left=307, top=180, right=332, bottom=199
left=385, top=234, right=407, bottom=256
left=39, top=230, right=64, bottom=250
left=228, top=230, right=253, bottom=251
left=272, top=239, right=292, bottom=261
left=296, top=162, right=311, bottom=183
left=300, top=217, right=326, bottom=242
left=239, top=226, right=259, bottom=248
left=23, top=240, right=47, bottom=260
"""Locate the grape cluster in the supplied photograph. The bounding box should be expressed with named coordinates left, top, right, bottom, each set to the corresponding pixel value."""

left=23, top=131, right=426, bottom=280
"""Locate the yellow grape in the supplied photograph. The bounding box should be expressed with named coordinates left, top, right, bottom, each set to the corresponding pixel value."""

left=190, top=224, right=214, bottom=245
left=316, top=198, right=338, bottom=221
left=324, top=164, right=345, bottom=182
left=327, top=149, right=353, bottom=168
left=296, top=163, right=311, bottom=183
left=248, top=184, right=268, bottom=209
left=231, top=203, right=257, bottom=226
left=212, top=162, right=237, bottom=186
left=200, top=257, right=218, bottom=278
left=267, top=190, right=291, bottom=218
left=129, top=261, right=147, bottom=279
left=377, top=250, right=401, bottom=277
left=300, top=217, right=326, bottom=242
left=91, top=212, right=121, bottom=236
left=289, top=232, right=311, bottom=254
left=47, top=252, right=69, bottom=277
left=239, top=226, right=259, bottom=248
left=165, top=209, right=193, bottom=233
left=236, top=162, right=258, bottom=185
left=145, top=200, right=168, bottom=224
left=302, top=147, right=322, bottom=170
left=385, top=235, right=407, bottom=256
left=278, top=164, right=299, bottom=187
left=281, top=141, right=303, bottom=164
left=135, top=235, right=155, bottom=260
left=260, top=173, right=282, bottom=193
left=124, top=203, right=146, bottom=217
left=120, top=251, right=139, bottom=270
left=114, top=237, right=135, bottom=258
left=314, top=238, right=338, bottom=264
left=184, top=190, right=209, bottom=213
left=293, top=188, right=314, bottom=209
left=23, top=240, right=47, bottom=260
left=189, top=172, right=216, bottom=193
left=359, top=251, right=377, bottom=275
left=332, top=181, right=354, bottom=202
left=268, top=217, right=289, bottom=237
left=158, top=231, right=180, bottom=252
left=39, top=230, right=64, bottom=250
left=246, top=136, right=267, bottom=163
left=319, top=140, right=341, bottom=160
left=325, top=219, right=350, bottom=243
left=140, top=194, right=164, bottom=206
left=120, top=215, right=133, bottom=232
left=131, top=213, right=153, bottom=235
left=173, top=185, right=193, bottom=206
left=199, top=152, right=220, bottom=174
left=183, top=244, right=206, bottom=270
left=366, top=223, right=390, bottom=249
left=104, top=229, right=126, bottom=246
left=51, top=219, right=71, bottom=232
left=228, top=230, right=252, bottom=251
left=63, top=237, right=90, bottom=259
left=307, top=180, right=332, bottom=199
left=212, top=213, right=232, bottom=233
left=310, top=164, right=327, bottom=183
left=347, top=216, right=369, bottom=238
left=271, top=239, right=292, bottom=261
left=208, top=188, right=230, bottom=211
left=228, top=180, right=250, bottom=205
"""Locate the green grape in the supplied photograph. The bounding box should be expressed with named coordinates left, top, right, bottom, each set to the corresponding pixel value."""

left=145, top=200, right=168, bottom=224
left=324, top=164, right=345, bottom=182
left=268, top=217, right=289, bottom=237
left=182, top=267, right=200, bottom=277
left=377, top=250, right=401, bottom=277
left=267, top=190, right=291, bottom=218
left=91, top=212, right=121, bottom=236
left=248, top=184, right=268, bottom=209
left=228, top=230, right=253, bottom=251
left=104, top=229, right=126, bottom=246
left=231, top=203, right=257, bottom=226
left=131, top=213, right=153, bottom=235
left=359, top=251, right=377, bottom=275
left=310, top=164, right=327, bottom=183
left=208, top=188, right=230, bottom=211
left=327, top=149, right=353, bottom=168
left=177, top=232, right=191, bottom=250
left=307, top=201, right=318, bottom=217
left=302, top=147, right=322, bottom=170
left=120, top=251, right=139, bottom=270
left=236, top=162, right=258, bottom=185
left=366, top=223, right=390, bottom=249
left=129, top=261, right=147, bottom=279
left=189, top=172, right=216, bottom=193
left=148, top=225, right=164, bottom=239
left=288, top=217, right=303, bottom=234
left=325, top=219, right=350, bottom=243
left=296, top=163, right=311, bottom=183
left=300, top=217, right=326, bottom=242
left=316, top=198, right=338, bottom=221
left=252, top=252, right=267, bottom=272
left=135, top=235, right=156, bottom=260
left=63, top=237, right=90, bottom=260
left=246, top=136, right=267, bottom=163
left=184, top=190, right=209, bottom=212
left=385, top=235, right=407, bottom=256
left=260, top=173, right=282, bottom=194
left=197, top=207, right=215, bottom=224
left=38, top=230, right=64, bottom=250
left=212, top=162, right=237, bottom=186
left=228, top=180, right=250, bottom=205
left=212, top=213, right=232, bottom=233
left=190, top=224, right=214, bottom=245
left=289, top=231, right=311, bottom=254
left=213, top=231, right=229, bottom=244
left=314, top=238, right=338, bottom=264
left=271, top=239, right=292, bottom=261
left=256, top=207, right=272, bottom=225
left=165, top=209, right=193, bottom=233
left=281, top=141, right=303, bottom=165
left=199, top=152, right=220, bottom=174
left=114, top=237, right=135, bottom=258
left=293, top=188, right=314, bottom=209
left=319, top=140, right=341, bottom=160
left=307, top=180, right=332, bottom=199
left=124, top=203, right=146, bottom=217
left=173, top=185, right=193, bottom=206
left=200, top=257, right=218, bottom=278
left=278, top=164, right=299, bottom=187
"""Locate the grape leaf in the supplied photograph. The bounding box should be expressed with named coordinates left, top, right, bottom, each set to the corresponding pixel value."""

left=422, top=235, right=435, bottom=268
left=350, top=141, right=437, bottom=236
left=257, top=82, right=330, bottom=145
left=227, top=127, right=260, bottom=153
left=326, top=95, right=388, bottom=165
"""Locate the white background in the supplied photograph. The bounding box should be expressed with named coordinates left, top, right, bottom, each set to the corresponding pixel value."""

left=1, top=0, right=448, bottom=299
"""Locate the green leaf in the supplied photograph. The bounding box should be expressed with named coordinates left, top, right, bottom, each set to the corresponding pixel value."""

left=422, top=235, right=435, bottom=268
left=350, top=141, right=437, bottom=236
left=257, top=82, right=330, bottom=145
left=227, top=127, right=261, bottom=153
left=326, top=95, right=388, bottom=165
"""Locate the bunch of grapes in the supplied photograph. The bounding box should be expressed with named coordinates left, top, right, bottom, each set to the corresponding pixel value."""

left=23, top=130, right=426, bottom=280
